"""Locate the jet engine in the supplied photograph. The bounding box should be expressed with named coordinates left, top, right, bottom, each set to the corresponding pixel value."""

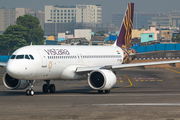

left=3, top=73, right=29, bottom=90
left=88, top=69, right=116, bottom=90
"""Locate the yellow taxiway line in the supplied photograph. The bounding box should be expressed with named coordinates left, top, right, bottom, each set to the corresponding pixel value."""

left=113, top=74, right=133, bottom=90
left=166, top=68, right=180, bottom=74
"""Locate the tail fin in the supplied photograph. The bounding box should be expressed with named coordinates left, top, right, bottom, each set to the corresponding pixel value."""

left=116, top=3, right=134, bottom=48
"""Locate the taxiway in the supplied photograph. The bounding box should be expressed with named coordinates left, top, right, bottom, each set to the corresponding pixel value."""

left=0, top=68, right=180, bottom=120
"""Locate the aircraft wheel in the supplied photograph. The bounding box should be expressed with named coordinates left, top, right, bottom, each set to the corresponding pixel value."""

left=30, top=89, right=34, bottom=96
left=26, top=89, right=30, bottom=96
left=105, top=90, right=111, bottom=94
left=98, top=90, right=103, bottom=93
left=49, top=84, right=56, bottom=93
left=43, top=84, right=49, bottom=93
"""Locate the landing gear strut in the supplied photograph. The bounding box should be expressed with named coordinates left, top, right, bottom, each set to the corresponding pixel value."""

left=42, top=80, right=56, bottom=93
left=26, top=80, right=35, bottom=96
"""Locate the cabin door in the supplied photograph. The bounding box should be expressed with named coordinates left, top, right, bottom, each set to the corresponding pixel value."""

left=37, top=49, right=47, bottom=67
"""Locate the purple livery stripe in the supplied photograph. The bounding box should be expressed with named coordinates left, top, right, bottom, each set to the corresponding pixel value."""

left=116, top=3, right=134, bottom=48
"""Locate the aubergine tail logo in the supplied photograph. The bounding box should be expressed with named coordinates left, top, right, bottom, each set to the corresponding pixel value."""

left=116, top=3, right=134, bottom=48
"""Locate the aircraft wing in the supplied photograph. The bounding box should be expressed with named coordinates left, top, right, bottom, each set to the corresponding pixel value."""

left=0, top=62, right=7, bottom=67
left=76, top=60, right=180, bottom=73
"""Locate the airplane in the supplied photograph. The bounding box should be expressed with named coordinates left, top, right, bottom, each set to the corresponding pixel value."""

left=0, top=3, right=180, bottom=96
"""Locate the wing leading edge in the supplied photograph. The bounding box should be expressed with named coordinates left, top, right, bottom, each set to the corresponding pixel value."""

left=76, top=60, right=180, bottom=73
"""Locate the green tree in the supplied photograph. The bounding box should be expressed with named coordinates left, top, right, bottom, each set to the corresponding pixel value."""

left=0, top=14, right=45, bottom=55
left=0, top=25, right=28, bottom=55
left=16, top=14, right=39, bottom=30
left=16, top=14, right=45, bottom=45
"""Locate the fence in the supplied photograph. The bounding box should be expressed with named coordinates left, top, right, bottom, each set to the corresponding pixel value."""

left=0, top=55, right=11, bottom=62
left=131, top=43, right=180, bottom=53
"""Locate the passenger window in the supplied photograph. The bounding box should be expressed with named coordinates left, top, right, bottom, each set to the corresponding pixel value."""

left=16, top=55, right=24, bottom=59
left=10, top=55, right=16, bottom=59
left=29, top=55, right=34, bottom=60
left=25, top=55, right=30, bottom=59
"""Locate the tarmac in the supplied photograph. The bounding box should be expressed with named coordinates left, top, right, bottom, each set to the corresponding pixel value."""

left=1, top=67, right=180, bottom=120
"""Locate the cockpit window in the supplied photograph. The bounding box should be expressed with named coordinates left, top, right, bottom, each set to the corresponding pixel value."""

left=16, top=55, right=24, bottom=59
left=25, top=55, right=30, bottom=59
left=29, top=55, right=34, bottom=60
left=10, top=55, right=16, bottom=59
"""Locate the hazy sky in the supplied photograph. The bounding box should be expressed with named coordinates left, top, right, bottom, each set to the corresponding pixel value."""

left=1, top=0, right=180, bottom=22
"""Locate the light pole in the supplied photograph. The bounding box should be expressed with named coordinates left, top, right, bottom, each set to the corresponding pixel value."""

left=135, top=10, right=137, bottom=29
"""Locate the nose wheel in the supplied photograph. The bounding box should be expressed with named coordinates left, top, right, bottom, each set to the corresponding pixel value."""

left=26, top=80, right=35, bottom=96
left=26, top=89, right=34, bottom=96
left=42, top=80, right=56, bottom=93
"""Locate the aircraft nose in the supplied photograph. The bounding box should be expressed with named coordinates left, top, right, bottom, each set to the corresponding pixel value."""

left=6, top=61, right=34, bottom=79
left=6, top=62, right=20, bottom=78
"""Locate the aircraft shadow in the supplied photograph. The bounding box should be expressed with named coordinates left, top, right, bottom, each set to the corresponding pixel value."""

left=1, top=89, right=180, bottom=96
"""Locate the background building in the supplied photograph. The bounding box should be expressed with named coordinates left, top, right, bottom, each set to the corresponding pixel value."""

left=76, top=4, right=102, bottom=23
left=0, top=7, right=44, bottom=32
left=15, top=8, right=30, bottom=19
left=148, top=11, right=180, bottom=28
left=44, top=4, right=102, bottom=36
left=74, top=29, right=91, bottom=41
left=112, top=12, right=156, bottom=29
left=0, top=8, right=16, bottom=31
left=45, top=5, right=76, bottom=24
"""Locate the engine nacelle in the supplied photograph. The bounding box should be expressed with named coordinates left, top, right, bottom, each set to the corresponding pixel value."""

left=88, top=69, right=116, bottom=90
left=3, top=73, right=29, bottom=90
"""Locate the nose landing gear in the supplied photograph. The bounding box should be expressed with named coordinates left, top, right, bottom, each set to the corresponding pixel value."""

left=42, top=80, right=56, bottom=93
left=26, top=80, right=35, bottom=96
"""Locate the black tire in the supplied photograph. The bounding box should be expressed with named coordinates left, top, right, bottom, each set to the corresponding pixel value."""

left=98, top=90, right=103, bottom=93
left=49, top=84, right=56, bottom=93
left=26, top=89, right=30, bottom=96
left=105, top=90, right=110, bottom=94
left=30, top=89, right=34, bottom=96
left=43, top=84, right=49, bottom=93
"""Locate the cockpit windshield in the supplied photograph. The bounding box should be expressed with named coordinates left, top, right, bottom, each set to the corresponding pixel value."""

left=29, top=55, right=34, bottom=60
left=16, top=55, right=24, bottom=59
left=10, top=55, right=16, bottom=59
left=25, top=55, right=30, bottom=59
left=10, top=54, right=34, bottom=60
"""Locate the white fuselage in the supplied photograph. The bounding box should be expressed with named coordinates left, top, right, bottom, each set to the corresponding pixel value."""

left=6, top=45, right=124, bottom=81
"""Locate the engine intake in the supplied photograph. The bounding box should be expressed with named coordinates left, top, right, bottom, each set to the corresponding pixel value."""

left=88, top=69, right=116, bottom=90
left=3, top=73, right=29, bottom=90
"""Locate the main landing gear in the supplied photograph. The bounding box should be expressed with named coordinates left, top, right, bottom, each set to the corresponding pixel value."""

left=42, top=80, right=56, bottom=93
left=98, top=90, right=111, bottom=94
left=26, top=80, right=35, bottom=96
